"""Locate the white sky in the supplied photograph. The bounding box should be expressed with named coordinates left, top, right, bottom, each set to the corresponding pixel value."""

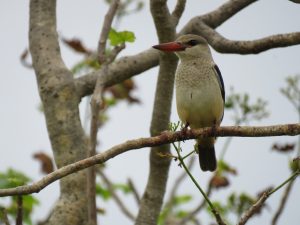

left=0, top=0, right=300, bottom=224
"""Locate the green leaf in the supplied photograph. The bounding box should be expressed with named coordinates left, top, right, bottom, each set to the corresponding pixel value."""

left=290, top=159, right=300, bottom=172
left=96, top=184, right=111, bottom=201
left=0, top=168, right=31, bottom=189
left=113, top=183, right=132, bottom=194
left=109, top=28, right=135, bottom=46
left=22, top=195, right=39, bottom=212
left=207, top=201, right=228, bottom=217
left=173, top=195, right=192, bottom=205
left=175, top=210, right=189, bottom=218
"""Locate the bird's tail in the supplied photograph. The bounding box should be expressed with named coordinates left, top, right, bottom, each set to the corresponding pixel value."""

left=197, top=138, right=217, bottom=172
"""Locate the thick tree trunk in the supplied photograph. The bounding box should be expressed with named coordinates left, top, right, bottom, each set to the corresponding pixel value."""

left=29, top=1, right=88, bottom=224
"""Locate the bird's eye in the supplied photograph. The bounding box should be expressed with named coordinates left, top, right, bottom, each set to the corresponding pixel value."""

left=187, top=40, right=198, bottom=46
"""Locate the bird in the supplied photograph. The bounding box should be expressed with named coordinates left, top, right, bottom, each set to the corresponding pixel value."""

left=153, top=34, right=225, bottom=172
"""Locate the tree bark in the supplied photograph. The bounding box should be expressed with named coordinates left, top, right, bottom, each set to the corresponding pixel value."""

left=29, top=1, right=88, bottom=224
left=135, top=1, right=180, bottom=224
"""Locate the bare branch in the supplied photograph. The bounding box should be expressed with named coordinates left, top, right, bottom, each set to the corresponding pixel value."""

left=180, top=183, right=213, bottom=225
left=271, top=180, right=295, bottom=225
left=89, top=2, right=121, bottom=221
left=75, top=0, right=300, bottom=99
left=238, top=170, right=300, bottom=225
left=201, top=0, right=257, bottom=28
left=0, top=124, right=300, bottom=197
left=0, top=207, right=10, bottom=225
left=238, top=192, right=269, bottom=225
left=166, top=157, right=195, bottom=207
left=106, top=43, right=126, bottom=64
left=135, top=1, right=178, bottom=224
left=16, top=196, right=23, bottom=225
left=289, top=0, right=300, bottom=4
left=97, top=169, right=136, bottom=221
left=171, top=0, right=186, bottom=26
left=98, top=0, right=120, bottom=64
left=127, top=178, right=141, bottom=206
left=75, top=48, right=159, bottom=98
left=173, top=143, right=226, bottom=225
left=194, top=21, right=300, bottom=54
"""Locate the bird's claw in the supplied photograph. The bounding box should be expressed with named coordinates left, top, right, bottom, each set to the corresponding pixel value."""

left=180, top=122, right=189, bottom=142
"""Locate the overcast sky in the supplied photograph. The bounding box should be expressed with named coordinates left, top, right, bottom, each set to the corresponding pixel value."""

left=0, top=0, right=300, bottom=224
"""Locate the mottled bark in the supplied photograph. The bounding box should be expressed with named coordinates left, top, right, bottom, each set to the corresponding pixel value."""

left=29, top=1, right=88, bottom=224
left=75, top=49, right=159, bottom=98
left=135, top=0, right=183, bottom=224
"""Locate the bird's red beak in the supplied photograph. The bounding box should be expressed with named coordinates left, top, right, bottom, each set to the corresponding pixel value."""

left=152, top=42, right=186, bottom=52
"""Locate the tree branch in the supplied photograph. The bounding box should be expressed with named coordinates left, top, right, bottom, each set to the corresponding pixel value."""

left=199, top=0, right=257, bottom=28
left=89, top=3, right=121, bottom=223
left=97, top=169, right=136, bottom=221
left=75, top=0, right=300, bottom=98
left=29, top=0, right=89, bottom=224
left=271, top=179, right=295, bottom=225
left=0, top=207, right=10, bottom=225
left=238, top=170, right=300, bottom=225
left=173, top=143, right=226, bottom=225
left=171, top=0, right=186, bottom=26
left=75, top=48, right=159, bottom=98
left=135, top=1, right=178, bottom=224
left=166, top=157, right=195, bottom=208
left=180, top=183, right=213, bottom=224
left=127, top=178, right=141, bottom=206
left=238, top=192, right=269, bottom=225
left=193, top=21, right=300, bottom=54
left=16, top=196, right=23, bottom=225
left=1, top=124, right=300, bottom=197
left=97, top=0, right=120, bottom=64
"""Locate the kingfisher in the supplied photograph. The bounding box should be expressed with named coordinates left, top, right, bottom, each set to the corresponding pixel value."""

left=153, top=34, right=225, bottom=172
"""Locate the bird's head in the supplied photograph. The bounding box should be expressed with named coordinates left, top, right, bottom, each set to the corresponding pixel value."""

left=153, top=34, right=211, bottom=60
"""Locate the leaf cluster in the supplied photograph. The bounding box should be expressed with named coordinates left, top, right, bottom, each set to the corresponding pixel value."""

left=0, top=169, right=39, bottom=225
left=225, top=88, right=269, bottom=124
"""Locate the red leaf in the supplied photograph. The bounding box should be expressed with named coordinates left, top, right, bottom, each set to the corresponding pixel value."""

left=62, top=38, right=92, bottom=55
left=33, top=152, right=54, bottom=174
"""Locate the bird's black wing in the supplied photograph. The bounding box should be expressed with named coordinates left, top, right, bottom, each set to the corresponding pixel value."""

left=213, top=64, right=225, bottom=102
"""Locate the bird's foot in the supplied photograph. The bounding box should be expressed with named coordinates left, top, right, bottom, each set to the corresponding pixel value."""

left=211, top=120, right=219, bottom=139
left=180, top=122, right=189, bottom=142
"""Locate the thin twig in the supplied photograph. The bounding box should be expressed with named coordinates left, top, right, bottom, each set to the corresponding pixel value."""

left=106, top=43, right=126, bottom=64
left=166, top=157, right=195, bottom=207
left=268, top=171, right=300, bottom=196
left=88, top=2, right=121, bottom=223
left=1, top=124, right=300, bottom=197
left=16, top=195, right=23, bottom=225
left=97, top=0, right=120, bottom=64
left=172, top=143, right=226, bottom=225
left=88, top=1, right=120, bottom=224
left=238, top=192, right=269, bottom=225
left=181, top=149, right=196, bottom=161
left=127, top=178, right=140, bottom=206
left=0, top=207, right=11, bottom=225
left=97, top=169, right=135, bottom=221
left=88, top=79, right=104, bottom=225
left=271, top=179, right=295, bottom=225
left=180, top=184, right=213, bottom=224
left=238, top=170, right=300, bottom=225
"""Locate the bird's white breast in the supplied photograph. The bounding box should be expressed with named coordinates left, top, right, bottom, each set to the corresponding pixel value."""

left=175, top=59, right=224, bottom=129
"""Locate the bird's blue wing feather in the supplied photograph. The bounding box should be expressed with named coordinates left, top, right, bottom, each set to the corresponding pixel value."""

left=212, top=64, right=225, bottom=122
left=213, top=64, right=225, bottom=102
